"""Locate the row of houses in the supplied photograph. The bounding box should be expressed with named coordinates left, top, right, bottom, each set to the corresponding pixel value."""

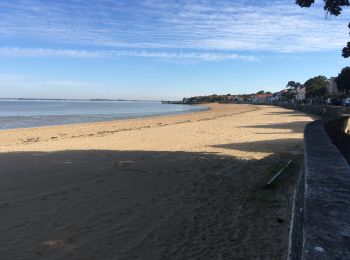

left=182, top=77, right=343, bottom=105
left=269, top=77, right=340, bottom=103
left=225, top=93, right=274, bottom=103
left=229, top=77, right=342, bottom=104
left=229, top=90, right=305, bottom=103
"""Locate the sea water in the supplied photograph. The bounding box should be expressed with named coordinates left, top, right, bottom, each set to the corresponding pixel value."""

left=0, top=100, right=205, bottom=130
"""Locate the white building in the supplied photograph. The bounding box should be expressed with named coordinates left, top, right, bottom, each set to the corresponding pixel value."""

left=296, top=87, right=306, bottom=101
left=271, top=90, right=289, bottom=101
left=327, top=77, right=339, bottom=94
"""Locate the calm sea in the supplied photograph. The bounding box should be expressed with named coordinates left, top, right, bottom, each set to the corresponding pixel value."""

left=0, top=100, right=206, bottom=130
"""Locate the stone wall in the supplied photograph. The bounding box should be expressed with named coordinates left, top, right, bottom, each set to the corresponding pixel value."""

left=288, top=118, right=350, bottom=259
left=325, top=116, right=350, bottom=165
left=278, top=103, right=350, bottom=118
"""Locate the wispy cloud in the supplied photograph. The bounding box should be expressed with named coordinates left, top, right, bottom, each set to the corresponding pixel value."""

left=0, top=0, right=349, bottom=53
left=0, top=47, right=258, bottom=61
left=0, top=73, right=101, bottom=88
left=0, top=47, right=101, bottom=58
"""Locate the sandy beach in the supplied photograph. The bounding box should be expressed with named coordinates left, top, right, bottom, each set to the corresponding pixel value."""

left=0, top=104, right=313, bottom=259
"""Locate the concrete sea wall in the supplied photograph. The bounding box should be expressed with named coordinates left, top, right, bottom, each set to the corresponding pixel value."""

left=278, top=103, right=350, bottom=118
left=288, top=117, right=350, bottom=259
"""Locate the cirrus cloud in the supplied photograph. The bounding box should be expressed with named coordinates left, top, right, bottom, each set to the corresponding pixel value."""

left=0, top=47, right=258, bottom=61
left=0, top=0, right=349, bottom=54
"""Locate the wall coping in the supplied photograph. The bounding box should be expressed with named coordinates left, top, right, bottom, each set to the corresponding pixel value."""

left=292, top=118, right=350, bottom=259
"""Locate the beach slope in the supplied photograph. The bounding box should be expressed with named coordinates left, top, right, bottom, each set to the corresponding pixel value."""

left=0, top=104, right=313, bottom=259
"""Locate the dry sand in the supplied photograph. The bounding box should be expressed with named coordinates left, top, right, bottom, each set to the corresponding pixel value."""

left=0, top=104, right=313, bottom=259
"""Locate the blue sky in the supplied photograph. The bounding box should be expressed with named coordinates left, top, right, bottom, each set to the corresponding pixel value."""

left=1, top=0, right=350, bottom=100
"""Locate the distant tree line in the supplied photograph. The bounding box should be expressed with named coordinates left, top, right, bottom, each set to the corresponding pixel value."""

left=182, top=91, right=272, bottom=104
left=183, top=94, right=232, bottom=103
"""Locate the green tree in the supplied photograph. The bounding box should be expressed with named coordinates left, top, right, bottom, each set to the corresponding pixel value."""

left=336, top=67, right=350, bottom=93
left=286, top=81, right=302, bottom=90
left=256, top=90, right=265, bottom=94
left=282, top=91, right=295, bottom=101
left=304, top=75, right=328, bottom=100
left=296, top=0, right=350, bottom=57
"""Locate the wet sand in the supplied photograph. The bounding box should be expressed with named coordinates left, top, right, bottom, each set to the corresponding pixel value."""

left=0, top=104, right=313, bottom=259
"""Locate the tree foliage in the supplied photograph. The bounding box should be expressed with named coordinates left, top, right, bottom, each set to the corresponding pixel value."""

left=304, top=75, right=328, bottom=99
left=282, top=91, right=295, bottom=101
left=182, top=91, right=271, bottom=103
left=335, top=66, right=350, bottom=93
left=184, top=94, right=234, bottom=103
left=286, top=81, right=302, bottom=89
left=296, top=0, right=350, bottom=57
left=296, top=0, right=349, bottom=15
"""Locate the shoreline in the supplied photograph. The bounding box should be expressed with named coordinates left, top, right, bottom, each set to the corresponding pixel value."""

left=0, top=103, right=257, bottom=151
left=0, top=103, right=209, bottom=132
left=0, top=104, right=314, bottom=259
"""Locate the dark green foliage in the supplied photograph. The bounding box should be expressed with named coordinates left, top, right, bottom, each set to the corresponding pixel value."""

left=185, top=94, right=231, bottom=103
left=286, top=81, right=302, bottom=90
left=324, top=0, right=349, bottom=16
left=296, top=0, right=315, bottom=8
left=182, top=90, right=273, bottom=103
left=282, top=91, right=295, bottom=101
left=342, top=41, right=350, bottom=57
left=335, top=66, right=350, bottom=93
left=296, top=0, right=350, bottom=57
left=296, top=0, right=349, bottom=15
left=304, top=75, right=328, bottom=99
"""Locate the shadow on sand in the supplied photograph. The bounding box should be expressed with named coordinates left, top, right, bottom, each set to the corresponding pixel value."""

left=211, top=138, right=304, bottom=154
left=263, top=110, right=319, bottom=120
left=241, top=121, right=311, bottom=133
left=0, top=147, right=300, bottom=260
